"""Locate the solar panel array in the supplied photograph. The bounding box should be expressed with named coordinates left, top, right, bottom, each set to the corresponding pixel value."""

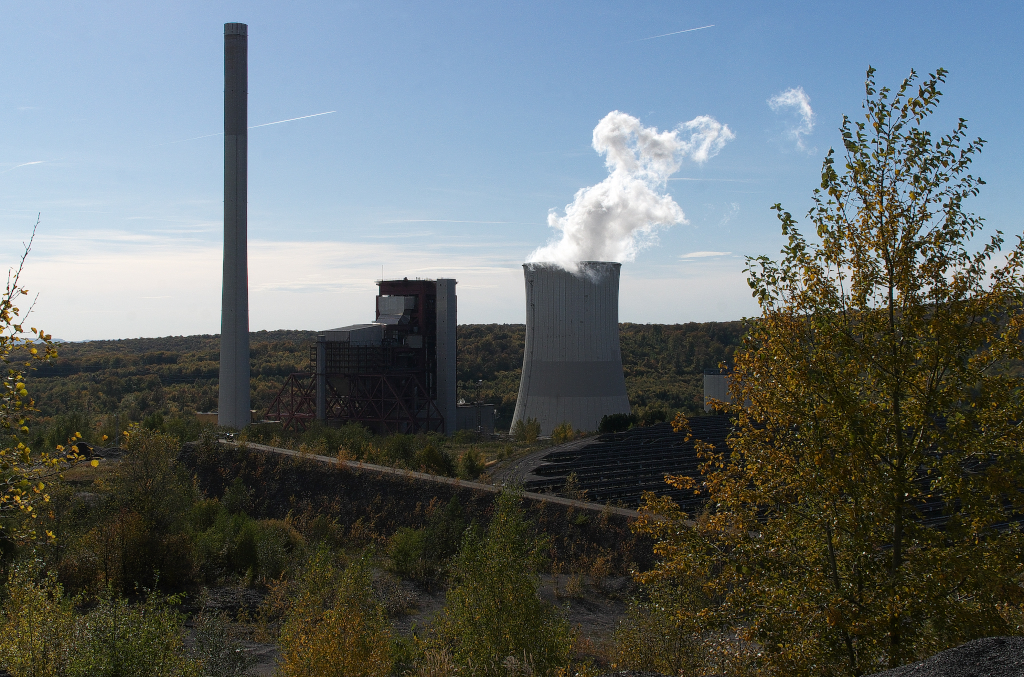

left=520, top=417, right=996, bottom=532
left=521, top=417, right=732, bottom=510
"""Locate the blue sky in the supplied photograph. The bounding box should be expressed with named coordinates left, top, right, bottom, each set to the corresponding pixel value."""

left=0, top=1, right=1020, bottom=340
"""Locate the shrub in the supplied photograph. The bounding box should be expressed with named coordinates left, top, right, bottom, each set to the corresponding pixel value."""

left=422, top=497, right=467, bottom=570
left=335, top=422, right=373, bottom=460
left=191, top=501, right=304, bottom=585
left=77, top=589, right=196, bottom=677
left=44, top=411, right=91, bottom=449
left=189, top=610, right=255, bottom=677
left=387, top=527, right=426, bottom=580
left=0, top=563, right=198, bottom=677
left=416, top=443, right=455, bottom=476
left=551, top=422, right=575, bottom=445
left=457, top=447, right=485, bottom=479
left=598, top=413, right=636, bottom=433
left=613, top=588, right=703, bottom=676
left=510, top=417, right=540, bottom=443
left=0, top=565, right=78, bottom=677
left=452, top=428, right=479, bottom=444
left=431, top=490, right=573, bottom=675
left=277, top=549, right=394, bottom=677
left=386, top=497, right=468, bottom=582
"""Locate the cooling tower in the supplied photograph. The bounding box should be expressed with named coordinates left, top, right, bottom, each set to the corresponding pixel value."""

left=218, top=22, right=251, bottom=428
left=512, top=261, right=630, bottom=435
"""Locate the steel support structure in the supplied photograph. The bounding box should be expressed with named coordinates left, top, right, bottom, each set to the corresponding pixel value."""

left=265, top=371, right=444, bottom=434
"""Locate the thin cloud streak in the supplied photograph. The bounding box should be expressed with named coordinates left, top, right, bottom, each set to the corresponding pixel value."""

left=0, top=160, right=47, bottom=174
left=248, top=110, right=336, bottom=129
left=680, top=251, right=732, bottom=259
left=634, top=24, right=714, bottom=42
left=669, top=177, right=755, bottom=183
left=382, top=219, right=516, bottom=224
left=153, top=111, right=336, bottom=147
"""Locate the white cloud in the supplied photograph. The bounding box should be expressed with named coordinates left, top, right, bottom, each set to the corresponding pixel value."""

left=768, top=86, right=815, bottom=151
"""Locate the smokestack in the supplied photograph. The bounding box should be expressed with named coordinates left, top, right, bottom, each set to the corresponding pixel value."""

left=219, top=22, right=250, bottom=428
left=512, top=261, right=630, bottom=435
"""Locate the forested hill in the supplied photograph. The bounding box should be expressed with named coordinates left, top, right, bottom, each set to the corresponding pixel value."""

left=25, top=322, right=745, bottom=434
left=458, top=322, right=745, bottom=428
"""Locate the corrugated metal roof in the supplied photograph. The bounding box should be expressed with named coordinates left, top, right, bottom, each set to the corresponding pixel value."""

left=321, top=323, right=384, bottom=345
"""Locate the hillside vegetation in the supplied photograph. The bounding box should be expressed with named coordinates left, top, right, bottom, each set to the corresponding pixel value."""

left=24, top=322, right=744, bottom=438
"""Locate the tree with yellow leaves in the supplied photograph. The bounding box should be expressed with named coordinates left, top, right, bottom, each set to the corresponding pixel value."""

left=0, top=219, right=87, bottom=543
left=636, top=68, right=1024, bottom=677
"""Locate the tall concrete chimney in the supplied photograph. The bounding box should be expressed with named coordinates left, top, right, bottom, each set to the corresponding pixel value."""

left=218, top=22, right=250, bottom=428
left=512, top=262, right=630, bottom=435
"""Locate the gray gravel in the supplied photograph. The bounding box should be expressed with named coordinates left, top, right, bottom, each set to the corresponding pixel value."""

left=595, top=637, right=1024, bottom=677
left=865, top=637, right=1024, bottom=677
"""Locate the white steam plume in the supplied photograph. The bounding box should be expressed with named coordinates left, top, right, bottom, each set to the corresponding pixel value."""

left=768, top=86, right=815, bottom=150
left=527, top=111, right=734, bottom=272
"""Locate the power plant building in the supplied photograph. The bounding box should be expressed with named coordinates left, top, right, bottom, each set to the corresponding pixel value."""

left=511, top=261, right=631, bottom=435
left=266, top=278, right=458, bottom=435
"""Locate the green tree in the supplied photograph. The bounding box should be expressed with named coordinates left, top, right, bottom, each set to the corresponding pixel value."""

left=637, top=67, right=1024, bottom=676
left=431, top=490, right=573, bottom=675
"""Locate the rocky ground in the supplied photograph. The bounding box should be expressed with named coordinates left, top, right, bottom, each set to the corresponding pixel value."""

left=864, top=637, right=1024, bottom=677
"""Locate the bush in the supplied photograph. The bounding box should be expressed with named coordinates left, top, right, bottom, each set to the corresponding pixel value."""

left=0, top=563, right=198, bottom=677
left=45, top=411, right=91, bottom=449
left=510, top=417, right=540, bottom=443
left=457, top=447, right=485, bottom=479
left=277, top=549, right=394, bottom=677
left=452, top=428, right=479, bottom=444
left=386, top=497, right=468, bottom=583
left=635, top=406, right=667, bottom=426
left=191, top=500, right=304, bottom=585
left=551, top=422, right=575, bottom=445
left=387, top=527, right=426, bottom=580
left=431, top=490, right=573, bottom=674
left=77, top=589, right=196, bottom=677
left=598, top=413, right=636, bottom=434
left=336, top=422, right=373, bottom=460
left=613, top=588, right=703, bottom=676
left=416, top=443, right=455, bottom=476
left=0, top=565, right=78, bottom=677
left=189, top=610, right=255, bottom=677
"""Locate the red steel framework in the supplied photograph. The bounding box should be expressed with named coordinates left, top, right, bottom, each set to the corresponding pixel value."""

left=263, top=371, right=444, bottom=434
left=263, top=279, right=445, bottom=434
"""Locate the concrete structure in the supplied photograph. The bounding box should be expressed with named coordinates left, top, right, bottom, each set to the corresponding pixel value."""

left=703, top=370, right=731, bottom=412
left=435, top=279, right=457, bottom=435
left=511, top=261, right=630, bottom=435
left=266, top=278, right=458, bottom=434
left=218, top=22, right=250, bottom=429
left=456, top=402, right=496, bottom=435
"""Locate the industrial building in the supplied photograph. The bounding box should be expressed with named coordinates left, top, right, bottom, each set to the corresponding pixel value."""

left=265, top=278, right=459, bottom=435
left=511, top=261, right=631, bottom=435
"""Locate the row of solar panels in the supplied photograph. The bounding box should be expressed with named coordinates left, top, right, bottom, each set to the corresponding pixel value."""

left=522, top=418, right=731, bottom=509
left=521, top=417, right=965, bottom=526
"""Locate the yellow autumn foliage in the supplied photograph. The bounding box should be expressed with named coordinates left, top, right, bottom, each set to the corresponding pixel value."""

left=276, top=549, right=394, bottom=677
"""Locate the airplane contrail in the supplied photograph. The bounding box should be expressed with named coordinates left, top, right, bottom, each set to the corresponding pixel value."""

left=155, top=110, right=337, bottom=146
left=248, top=110, right=336, bottom=129
left=635, top=24, right=714, bottom=41
left=0, top=160, right=46, bottom=174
